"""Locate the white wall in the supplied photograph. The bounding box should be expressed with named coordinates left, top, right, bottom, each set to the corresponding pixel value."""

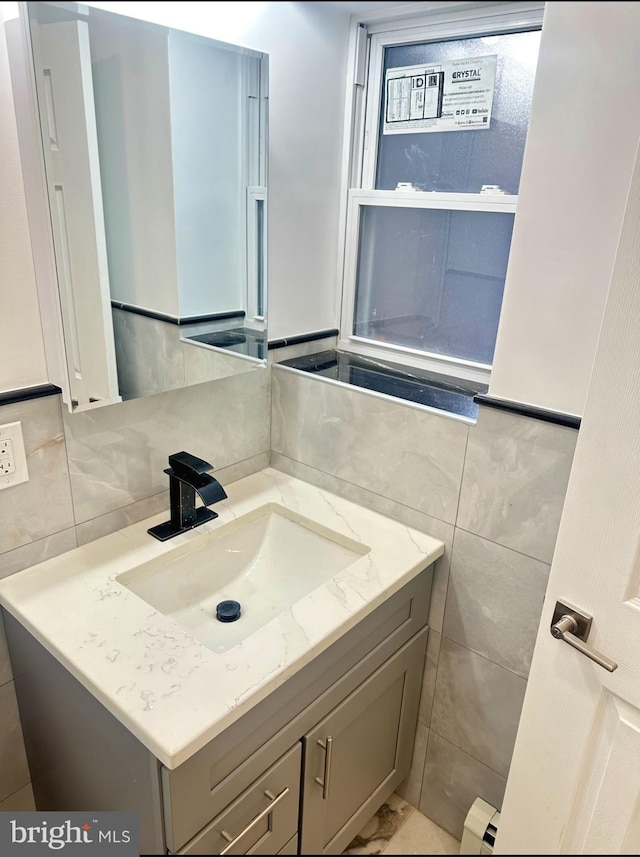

left=90, top=10, right=262, bottom=319
left=87, top=1, right=352, bottom=339
left=489, top=1, right=640, bottom=417
left=169, top=33, right=248, bottom=317
left=0, top=4, right=47, bottom=392
left=89, top=12, right=179, bottom=316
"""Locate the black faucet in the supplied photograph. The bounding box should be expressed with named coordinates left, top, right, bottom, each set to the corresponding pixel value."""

left=147, top=451, right=228, bottom=541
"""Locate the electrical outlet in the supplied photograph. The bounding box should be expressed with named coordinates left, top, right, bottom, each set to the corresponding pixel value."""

left=0, top=459, right=16, bottom=476
left=0, top=437, right=15, bottom=474
left=0, top=422, right=28, bottom=490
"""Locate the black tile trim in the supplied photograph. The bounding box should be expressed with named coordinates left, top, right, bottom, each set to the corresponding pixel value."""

left=111, top=301, right=245, bottom=326
left=0, top=384, right=62, bottom=406
left=268, top=329, right=339, bottom=350
left=474, top=394, right=581, bottom=429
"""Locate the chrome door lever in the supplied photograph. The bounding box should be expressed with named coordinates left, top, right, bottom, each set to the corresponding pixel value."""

left=550, top=600, right=618, bottom=672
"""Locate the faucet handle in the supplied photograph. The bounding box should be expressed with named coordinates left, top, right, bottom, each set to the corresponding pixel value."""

left=168, top=451, right=213, bottom=478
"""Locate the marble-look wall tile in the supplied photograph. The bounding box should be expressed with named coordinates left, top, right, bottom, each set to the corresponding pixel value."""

left=112, top=310, right=186, bottom=399
left=0, top=611, right=11, bottom=686
left=430, top=638, right=526, bottom=777
left=76, top=492, right=171, bottom=546
left=444, top=530, right=549, bottom=678
left=0, top=681, right=30, bottom=803
left=112, top=310, right=259, bottom=398
left=457, top=406, right=577, bottom=563
left=182, top=341, right=257, bottom=386
left=75, top=452, right=270, bottom=545
left=396, top=721, right=429, bottom=809
left=272, top=369, right=468, bottom=524
left=0, top=783, right=35, bottom=812
left=64, top=370, right=270, bottom=524
left=270, top=453, right=454, bottom=632
left=417, top=631, right=441, bottom=727
left=0, top=396, right=74, bottom=555
left=420, top=732, right=506, bottom=841
left=0, top=529, right=77, bottom=580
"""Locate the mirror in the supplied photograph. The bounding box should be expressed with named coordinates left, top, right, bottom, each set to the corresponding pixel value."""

left=23, top=1, right=268, bottom=411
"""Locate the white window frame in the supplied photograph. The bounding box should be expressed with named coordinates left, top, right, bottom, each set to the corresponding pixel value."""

left=337, top=1, right=545, bottom=385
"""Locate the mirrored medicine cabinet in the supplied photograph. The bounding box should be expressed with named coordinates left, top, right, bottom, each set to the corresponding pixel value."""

left=13, top=1, right=268, bottom=412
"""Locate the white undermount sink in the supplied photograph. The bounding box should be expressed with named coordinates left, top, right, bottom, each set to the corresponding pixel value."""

left=116, top=502, right=369, bottom=653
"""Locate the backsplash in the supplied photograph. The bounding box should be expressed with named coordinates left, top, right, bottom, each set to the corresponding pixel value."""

left=0, top=368, right=270, bottom=809
left=271, top=366, right=578, bottom=840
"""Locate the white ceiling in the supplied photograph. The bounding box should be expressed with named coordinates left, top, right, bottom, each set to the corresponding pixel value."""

left=312, top=1, right=424, bottom=10
left=307, top=2, right=488, bottom=21
left=323, top=2, right=404, bottom=9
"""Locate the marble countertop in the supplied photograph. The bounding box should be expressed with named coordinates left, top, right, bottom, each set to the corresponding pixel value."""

left=0, top=468, right=444, bottom=770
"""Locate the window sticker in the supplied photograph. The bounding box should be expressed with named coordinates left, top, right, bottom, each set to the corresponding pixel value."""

left=383, top=54, right=497, bottom=134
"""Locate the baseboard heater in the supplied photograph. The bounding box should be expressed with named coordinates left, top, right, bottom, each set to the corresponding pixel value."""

left=459, top=797, right=500, bottom=854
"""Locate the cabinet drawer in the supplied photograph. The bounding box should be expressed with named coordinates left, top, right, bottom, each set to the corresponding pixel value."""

left=175, top=743, right=301, bottom=855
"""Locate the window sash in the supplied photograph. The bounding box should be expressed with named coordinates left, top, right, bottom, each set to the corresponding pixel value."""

left=360, top=5, right=545, bottom=190
left=339, top=190, right=517, bottom=384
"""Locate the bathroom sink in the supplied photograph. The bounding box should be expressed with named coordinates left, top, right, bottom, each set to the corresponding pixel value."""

left=0, top=467, right=445, bottom=768
left=116, top=503, right=369, bottom=653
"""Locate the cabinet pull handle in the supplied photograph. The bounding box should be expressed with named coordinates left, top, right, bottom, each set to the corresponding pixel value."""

left=314, top=736, right=334, bottom=800
left=219, top=786, right=289, bottom=854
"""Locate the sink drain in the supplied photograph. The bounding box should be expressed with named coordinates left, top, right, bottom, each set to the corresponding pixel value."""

left=216, top=600, right=241, bottom=623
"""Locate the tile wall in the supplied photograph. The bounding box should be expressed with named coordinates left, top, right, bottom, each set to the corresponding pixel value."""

left=111, top=308, right=257, bottom=400
left=271, top=366, right=578, bottom=840
left=0, top=367, right=270, bottom=809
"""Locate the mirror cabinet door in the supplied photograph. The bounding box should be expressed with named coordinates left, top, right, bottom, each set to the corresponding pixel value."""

left=19, top=1, right=268, bottom=411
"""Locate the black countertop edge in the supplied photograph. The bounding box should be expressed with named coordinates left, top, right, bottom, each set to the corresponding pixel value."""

left=474, top=394, right=581, bottom=429
left=111, top=302, right=245, bottom=326
left=268, top=329, right=339, bottom=350
left=0, top=384, right=62, bottom=407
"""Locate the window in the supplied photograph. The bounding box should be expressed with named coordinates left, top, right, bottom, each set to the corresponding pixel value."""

left=339, top=6, right=543, bottom=385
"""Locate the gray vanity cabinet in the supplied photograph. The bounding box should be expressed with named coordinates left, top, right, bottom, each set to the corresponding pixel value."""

left=4, top=569, right=433, bottom=856
left=171, top=628, right=425, bottom=855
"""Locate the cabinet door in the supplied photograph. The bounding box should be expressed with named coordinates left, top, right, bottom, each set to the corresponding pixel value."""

left=300, top=629, right=427, bottom=855
left=177, top=743, right=300, bottom=855
left=276, top=834, right=298, bottom=854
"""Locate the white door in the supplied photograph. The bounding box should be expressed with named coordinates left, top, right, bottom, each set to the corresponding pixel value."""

left=494, top=136, right=640, bottom=854
left=32, top=17, right=120, bottom=409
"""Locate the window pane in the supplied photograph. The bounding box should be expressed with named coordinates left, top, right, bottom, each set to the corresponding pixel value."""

left=376, top=30, right=540, bottom=193
left=353, top=206, right=514, bottom=364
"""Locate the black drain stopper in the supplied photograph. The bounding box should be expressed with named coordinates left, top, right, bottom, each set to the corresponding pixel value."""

left=216, top=600, right=242, bottom=623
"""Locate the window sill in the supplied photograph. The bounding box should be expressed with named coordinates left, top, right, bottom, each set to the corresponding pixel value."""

left=277, top=349, right=486, bottom=422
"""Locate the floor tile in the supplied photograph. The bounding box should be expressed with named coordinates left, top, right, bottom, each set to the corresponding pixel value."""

left=344, top=794, right=460, bottom=856
left=343, top=795, right=413, bottom=854
left=382, top=809, right=460, bottom=855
